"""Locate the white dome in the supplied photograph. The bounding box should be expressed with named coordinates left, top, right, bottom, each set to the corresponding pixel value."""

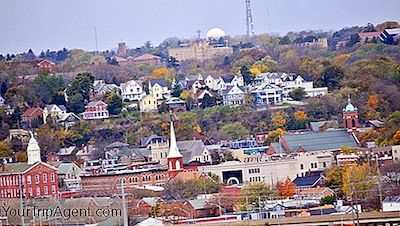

left=206, top=28, right=226, bottom=39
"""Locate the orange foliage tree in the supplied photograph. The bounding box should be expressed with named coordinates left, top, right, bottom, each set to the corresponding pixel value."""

left=276, top=177, right=296, bottom=198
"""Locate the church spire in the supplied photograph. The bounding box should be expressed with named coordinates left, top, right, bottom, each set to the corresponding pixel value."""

left=167, top=120, right=183, bottom=158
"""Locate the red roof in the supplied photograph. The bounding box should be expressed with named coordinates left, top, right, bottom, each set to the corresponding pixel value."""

left=22, top=107, right=43, bottom=117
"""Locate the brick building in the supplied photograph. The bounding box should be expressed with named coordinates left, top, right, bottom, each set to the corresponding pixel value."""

left=0, top=132, right=59, bottom=199
left=21, top=107, right=43, bottom=128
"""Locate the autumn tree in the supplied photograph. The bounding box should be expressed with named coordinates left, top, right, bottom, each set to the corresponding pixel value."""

left=276, top=177, right=296, bottom=198
left=103, top=92, right=122, bottom=115
left=237, top=182, right=277, bottom=211
left=0, top=140, right=13, bottom=157
left=271, top=111, right=288, bottom=129
left=342, top=163, right=378, bottom=200
left=266, top=128, right=285, bottom=144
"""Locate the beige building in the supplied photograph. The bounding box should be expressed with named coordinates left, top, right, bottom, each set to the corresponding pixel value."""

left=139, top=95, right=158, bottom=113
left=168, top=41, right=233, bottom=62
left=199, top=152, right=333, bottom=185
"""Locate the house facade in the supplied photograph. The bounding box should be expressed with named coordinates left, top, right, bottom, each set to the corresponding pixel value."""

left=82, top=101, right=109, bottom=120
left=130, top=53, right=162, bottom=66
left=21, top=107, right=44, bottom=128
left=43, top=104, right=67, bottom=123
left=120, top=80, right=145, bottom=101
left=149, top=79, right=170, bottom=100
left=139, top=95, right=159, bottom=113
left=221, top=85, right=245, bottom=106
left=251, top=83, right=283, bottom=108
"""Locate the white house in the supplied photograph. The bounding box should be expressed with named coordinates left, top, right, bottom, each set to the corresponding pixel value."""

left=383, top=196, right=400, bottom=212
left=251, top=83, right=283, bottom=108
left=216, top=75, right=244, bottom=90
left=204, top=75, right=221, bottom=90
left=58, top=112, right=80, bottom=129
left=120, top=80, right=145, bottom=101
left=221, top=85, right=245, bottom=106
left=57, top=162, right=87, bottom=192
left=43, top=104, right=67, bottom=123
left=93, top=80, right=121, bottom=96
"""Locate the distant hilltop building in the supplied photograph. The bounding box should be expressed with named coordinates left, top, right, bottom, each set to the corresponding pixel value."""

left=117, top=42, right=128, bottom=58
left=168, top=28, right=233, bottom=62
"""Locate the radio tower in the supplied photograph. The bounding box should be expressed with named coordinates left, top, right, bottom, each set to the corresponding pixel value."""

left=245, top=0, right=255, bottom=37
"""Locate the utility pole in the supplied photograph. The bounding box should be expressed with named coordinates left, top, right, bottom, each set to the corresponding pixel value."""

left=120, top=180, right=128, bottom=226
left=375, top=154, right=383, bottom=210
left=18, top=174, right=25, bottom=226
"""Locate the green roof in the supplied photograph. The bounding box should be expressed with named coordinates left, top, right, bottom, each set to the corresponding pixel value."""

left=278, top=130, right=358, bottom=153
left=0, top=162, right=32, bottom=175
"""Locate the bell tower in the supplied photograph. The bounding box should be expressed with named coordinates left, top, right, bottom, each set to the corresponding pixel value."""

left=167, top=119, right=184, bottom=178
left=342, top=95, right=359, bottom=130
left=27, top=131, right=41, bottom=165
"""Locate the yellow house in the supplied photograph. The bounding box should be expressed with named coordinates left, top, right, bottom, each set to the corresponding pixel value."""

left=140, top=95, right=158, bottom=112
left=149, top=79, right=170, bottom=100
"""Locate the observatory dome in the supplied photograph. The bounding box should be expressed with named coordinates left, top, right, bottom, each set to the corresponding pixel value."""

left=206, top=28, right=226, bottom=39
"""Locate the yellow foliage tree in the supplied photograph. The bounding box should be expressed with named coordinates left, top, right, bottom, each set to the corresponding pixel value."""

left=276, top=177, right=296, bottom=198
left=342, top=163, right=377, bottom=200
left=250, top=63, right=268, bottom=75
left=333, top=54, right=351, bottom=65
left=151, top=67, right=175, bottom=83
left=267, top=128, right=286, bottom=143
left=294, top=111, right=308, bottom=121
left=393, top=130, right=400, bottom=145
left=180, top=91, right=192, bottom=100
left=0, top=140, right=13, bottom=157
left=271, top=111, right=288, bottom=128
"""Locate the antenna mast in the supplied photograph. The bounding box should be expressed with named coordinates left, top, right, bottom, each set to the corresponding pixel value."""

left=245, top=0, right=255, bottom=37
left=94, top=26, right=99, bottom=55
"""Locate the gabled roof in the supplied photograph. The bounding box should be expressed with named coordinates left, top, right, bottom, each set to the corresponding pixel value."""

left=166, top=97, right=185, bottom=105
left=293, top=175, right=323, bottom=188
left=140, top=134, right=167, bottom=147
left=150, top=79, right=168, bottom=88
left=58, top=146, right=77, bottom=156
left=57, top=162, right=86, bottom=175
left=58, top=112, right=80, bottom=122
left=188, top=199, right=209, bottom=210
left=140, top=197, right=162, bottom=207
left=45, top=104, right=66, bottom=112
left=176, top=140, right=206, bottom=164
left=86, top=100, right=107, bottom=108
left=22, top=107, right=43, bottom=117
left=0, top=161, right=57, bottom=175
left=221, top=75, right=235, bottom=83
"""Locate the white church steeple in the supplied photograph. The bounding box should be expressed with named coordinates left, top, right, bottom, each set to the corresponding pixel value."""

left=167, top=120, right=183, bottom=158
left=27, top=132, right=41, bottom=165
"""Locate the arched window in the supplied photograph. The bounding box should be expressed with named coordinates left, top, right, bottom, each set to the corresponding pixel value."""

left=352, top=119, right=355, bottom=127
left=176, top=160, right=181, bottom=170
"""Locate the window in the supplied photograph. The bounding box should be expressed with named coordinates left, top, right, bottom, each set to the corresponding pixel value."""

left=323, top=162, right=327, bottom=168
left=51, top=173, right=55, bottom=182
left=43, top=174, right=47, bottom=183
left=27, top=176, right=31, bottom=185
left=35, top=175, right=39, bottom=184
left=36, top=187, right=40, bottom=196
left=300, top=164, right=304, bottom=170
left=52, top=185, right=56, bottom=194
left=44, top=186, right=48, bottom=195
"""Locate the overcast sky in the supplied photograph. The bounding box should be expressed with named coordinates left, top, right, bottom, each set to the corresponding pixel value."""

left=0, top=0, right=399, bottom=54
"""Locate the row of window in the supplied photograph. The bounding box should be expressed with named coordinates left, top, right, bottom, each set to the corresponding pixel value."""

left=300, top=162, right=327, bottom=170
left=123, top=174, right=167, bottom=184
left=0, top=173, right=55, bottom=186
left=249, top=176, right=262, bottom=182
left=0, top=185, right=56, bottom=198
left=249, top=168, right=261, bottom=174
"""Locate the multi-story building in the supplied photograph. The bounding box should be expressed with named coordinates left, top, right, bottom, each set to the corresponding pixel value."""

left=168, top=40, right=233, bottom=62
left=149, top=79, right=170, bottom=100
left=221, top=85, right=245, bottom=106
left=139, top=95, right=159, bottom=113
left=81, top=101, right=109, bottom=120
left=56, top=162, right=86, bottom=192
left=43, top=104, right=67, bottom=124
left=0, top=132, right=59, bottom=199
left=251, top=83, right=283, bottom=108
left=21, top=107, right=43, bottom=128
left=120, top=80, right=145, bottom=101
left=199, top=152, right=333, bottom=186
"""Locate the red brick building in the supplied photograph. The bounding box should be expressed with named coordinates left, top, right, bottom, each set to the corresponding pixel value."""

left=342, top=95, right=360, bottom=130
left=0, top=162, right=59, bottom=199
left=21, top=107, right=43, bottom=128
left=80, top=169, right=168, bottom=197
